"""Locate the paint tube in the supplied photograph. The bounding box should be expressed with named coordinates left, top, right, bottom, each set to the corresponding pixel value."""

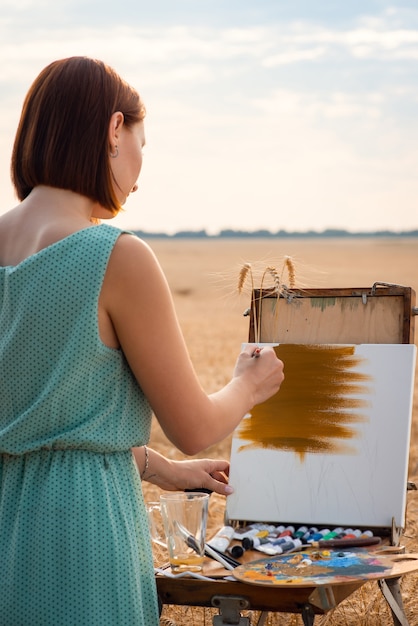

left=207, top=526, right=235, bottom=552
left=242, top=536, right=271, bottom=550
left=255, top=538, right=302, bottom=556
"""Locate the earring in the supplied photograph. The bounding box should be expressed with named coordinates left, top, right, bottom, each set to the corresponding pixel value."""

left=109, top=146, right=119, bottom=158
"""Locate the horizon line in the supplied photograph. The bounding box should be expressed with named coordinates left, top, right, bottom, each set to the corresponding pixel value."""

left=131, top=227, right=418, bottom=239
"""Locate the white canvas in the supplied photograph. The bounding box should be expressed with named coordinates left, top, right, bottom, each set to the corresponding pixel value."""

left=226, top=344, right=416, bottom=530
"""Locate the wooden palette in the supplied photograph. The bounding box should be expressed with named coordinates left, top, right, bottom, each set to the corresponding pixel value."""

left=232, top=549, right=418, bottom=587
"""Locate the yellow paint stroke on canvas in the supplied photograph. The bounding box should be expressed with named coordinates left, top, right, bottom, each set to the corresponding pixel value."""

left=237, top=345, right=372, bottom=459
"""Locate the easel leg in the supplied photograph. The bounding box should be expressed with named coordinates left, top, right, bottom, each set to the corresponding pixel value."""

left=378, top=578, right=410, bottom=626
left=301, top=604, right=316, bottom=626
left=254, top=612, right=269, bottom=626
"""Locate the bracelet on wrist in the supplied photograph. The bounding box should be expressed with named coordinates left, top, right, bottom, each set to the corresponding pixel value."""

left=141, top=444, right=149, bottom=479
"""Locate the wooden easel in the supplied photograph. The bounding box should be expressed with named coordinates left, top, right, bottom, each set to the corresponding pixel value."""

left=156, top=283, right=418, bottom=625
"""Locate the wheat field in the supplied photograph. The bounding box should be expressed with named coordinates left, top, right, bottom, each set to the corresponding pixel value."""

left=141, top=237, right=418, bottom=626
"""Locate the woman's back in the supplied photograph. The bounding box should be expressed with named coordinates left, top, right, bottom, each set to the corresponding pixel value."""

left=0, top=222, right=159, bottom=625
left=0, top=223, right=152, bottom=453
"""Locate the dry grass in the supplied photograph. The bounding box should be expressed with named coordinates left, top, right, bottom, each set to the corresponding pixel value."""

left=142, top=237, right=418, bottom=626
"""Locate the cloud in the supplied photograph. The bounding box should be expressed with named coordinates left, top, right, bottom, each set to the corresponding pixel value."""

left=1, top=0, right=51, bottom=7
left=108, top=83, right=418, bottom=235
left=262, top=46, right=327, bottom=67
left=1, top=12, right=418, bottom=115
left=2, top=15, right=418, bottom=70
left=1, top=4, right=417, bottom=233
left=253, top=89, right=384, bottom=121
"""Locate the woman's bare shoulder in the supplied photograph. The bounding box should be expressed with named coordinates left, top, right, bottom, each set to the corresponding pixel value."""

left=102, top=231, right=169, bottom=308
left=110, top=231, right=161, bottom=276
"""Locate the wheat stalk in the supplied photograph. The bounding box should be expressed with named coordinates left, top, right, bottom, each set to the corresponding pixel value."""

left=237, top=262, right=253, bottom=295
left=282, top=255, right=296, bottom=289
left=238, top=263, right=260, bottom=342
left=238, top=258, right=297, bottom=343
left=257, top=266, right=281, bottom=341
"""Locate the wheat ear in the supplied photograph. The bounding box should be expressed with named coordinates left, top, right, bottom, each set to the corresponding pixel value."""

left=261, top=266, right=281, bottom=295
left=238, top=263, right=259, bottom=342
left=282, top=255, right=296, bottom=288
left=238, top=262, right=252, bottom=295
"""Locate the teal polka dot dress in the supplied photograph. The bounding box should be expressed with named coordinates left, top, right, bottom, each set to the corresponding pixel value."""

left=0, top=224, right=159, bottom=625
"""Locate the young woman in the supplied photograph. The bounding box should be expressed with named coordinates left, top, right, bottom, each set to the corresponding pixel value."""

left=0, top=56, right=284, bottom=625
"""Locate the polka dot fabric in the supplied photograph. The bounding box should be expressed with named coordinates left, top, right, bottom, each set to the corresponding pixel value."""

left=0, top=225, right=159, bottom=625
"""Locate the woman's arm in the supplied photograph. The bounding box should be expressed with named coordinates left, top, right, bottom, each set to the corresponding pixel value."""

left=101, top=234, right=284, bottom=454
left=132, top=446, right=233, bottom=496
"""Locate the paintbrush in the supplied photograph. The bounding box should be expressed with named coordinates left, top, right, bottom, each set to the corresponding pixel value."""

left=204, top=544, right=241, bottom=568
left=174, top=521, right=236, bottom=571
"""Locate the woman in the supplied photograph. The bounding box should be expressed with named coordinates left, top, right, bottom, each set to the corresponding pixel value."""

left=0, top=57, right=284, bottom=625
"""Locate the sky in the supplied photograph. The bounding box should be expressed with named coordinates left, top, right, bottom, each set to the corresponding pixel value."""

left=0, top=0, right=417, bottom=235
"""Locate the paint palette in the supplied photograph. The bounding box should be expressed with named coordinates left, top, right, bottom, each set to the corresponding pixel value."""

left=232, top=549, right=418, bottom=587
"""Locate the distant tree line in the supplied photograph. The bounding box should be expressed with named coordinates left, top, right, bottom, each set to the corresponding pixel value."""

left=133, top=227, right=418, bottom=239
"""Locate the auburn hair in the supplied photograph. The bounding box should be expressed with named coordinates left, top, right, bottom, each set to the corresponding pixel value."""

left=11, top=56, right=146, bottom=215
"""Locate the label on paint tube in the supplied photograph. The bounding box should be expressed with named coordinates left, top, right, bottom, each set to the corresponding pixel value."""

left=207, top=526, right=235, bottom=552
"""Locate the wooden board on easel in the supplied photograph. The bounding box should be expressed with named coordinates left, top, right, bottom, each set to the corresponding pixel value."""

left=250, top=284, right=415, bottom=345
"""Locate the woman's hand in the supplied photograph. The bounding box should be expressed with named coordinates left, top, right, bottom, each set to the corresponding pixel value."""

left=233, top=344, right=284, bottom=407
left=132, top=446, right=233, bottom=496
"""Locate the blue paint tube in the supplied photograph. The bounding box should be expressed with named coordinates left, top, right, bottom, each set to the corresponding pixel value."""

left=307, top=528, right=331, bottom=543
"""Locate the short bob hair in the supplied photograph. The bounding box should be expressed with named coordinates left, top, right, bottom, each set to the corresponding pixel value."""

left=11, top=56, right=146, bottom=216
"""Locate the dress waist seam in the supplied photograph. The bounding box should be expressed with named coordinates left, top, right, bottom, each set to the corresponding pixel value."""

left=0, top=448, right=131, bottom=458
